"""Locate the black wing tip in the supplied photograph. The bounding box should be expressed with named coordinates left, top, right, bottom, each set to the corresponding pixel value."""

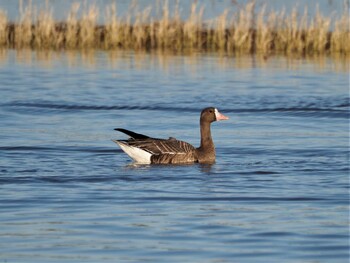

left=114, top=128, right=150, bottom=140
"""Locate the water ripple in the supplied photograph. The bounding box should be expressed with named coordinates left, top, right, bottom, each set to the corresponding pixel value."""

left=2, top=101, right=349, bottom=118
left=0, top=146, right=117, bottom=153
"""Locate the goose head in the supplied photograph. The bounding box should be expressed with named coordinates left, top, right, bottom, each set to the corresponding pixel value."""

left=200, top=107, right=229, bottom=123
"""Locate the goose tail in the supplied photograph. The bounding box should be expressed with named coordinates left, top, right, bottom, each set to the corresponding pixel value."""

left=113, top=140, right=151, bottom=164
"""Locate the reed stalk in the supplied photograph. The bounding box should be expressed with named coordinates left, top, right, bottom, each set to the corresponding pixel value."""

left=0, top=10, right=7, bottom=46
left=79, top=4, right=98, bottom=48
left=33, top=8, right=59, bottom=48
left=0, top=0, right=348, bottom=56
left=15, top=1, right=33, bottom=48
left=66, top=3, right=80, bottom=49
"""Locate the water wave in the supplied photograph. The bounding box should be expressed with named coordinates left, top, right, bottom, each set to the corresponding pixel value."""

left=0, top=146, right=117, bottom=153
left=3, top=101, right=349, bottom=118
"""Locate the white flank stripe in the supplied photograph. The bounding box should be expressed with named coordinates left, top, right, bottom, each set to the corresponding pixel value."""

left=115, top=141, right=151, bottom=164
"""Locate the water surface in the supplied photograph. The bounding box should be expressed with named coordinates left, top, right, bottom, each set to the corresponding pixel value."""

left=0, top=49, right=349, bottom=262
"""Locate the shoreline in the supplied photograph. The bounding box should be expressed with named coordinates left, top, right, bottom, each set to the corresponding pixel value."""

left=0, top=2, right=349, bottom=55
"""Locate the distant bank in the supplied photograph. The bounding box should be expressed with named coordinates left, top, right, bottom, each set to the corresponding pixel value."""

left=0, top=2, right=349, bottom=56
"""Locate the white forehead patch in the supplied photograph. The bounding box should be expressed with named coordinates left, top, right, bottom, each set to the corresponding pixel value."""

left=214, top=108, right=219, bottom=119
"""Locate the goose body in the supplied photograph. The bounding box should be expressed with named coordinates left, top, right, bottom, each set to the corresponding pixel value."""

left=113, top=107, right=229, bottom=164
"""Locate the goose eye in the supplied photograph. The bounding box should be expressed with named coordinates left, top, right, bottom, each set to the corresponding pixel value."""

left=209, top=110, right=213, bottom=113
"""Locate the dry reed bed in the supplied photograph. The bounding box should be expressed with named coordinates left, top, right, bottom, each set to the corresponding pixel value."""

left=0, top=2, right=349, bottom=55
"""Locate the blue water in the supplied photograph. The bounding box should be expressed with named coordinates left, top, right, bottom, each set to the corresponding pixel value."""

left=0, top=50, right=349, bottom=263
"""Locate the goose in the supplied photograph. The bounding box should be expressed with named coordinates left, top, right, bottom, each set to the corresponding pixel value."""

left=113, top=107, right=229, bottom=164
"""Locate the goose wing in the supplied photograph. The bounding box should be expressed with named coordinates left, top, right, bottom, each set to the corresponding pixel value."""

left=114, top=129, right=197, bottom=164
left=124, top=137, right=195, bottom=155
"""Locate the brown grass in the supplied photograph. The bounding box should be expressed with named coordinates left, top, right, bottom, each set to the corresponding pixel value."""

left=0, top=1, right=348, bottom=56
